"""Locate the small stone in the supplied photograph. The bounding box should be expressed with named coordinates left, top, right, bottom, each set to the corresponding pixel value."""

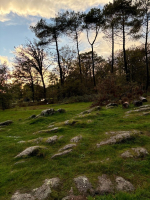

left=14, top=161, right=26, bottom=165
left=51, top=149, right=72, bottom=159
left=48, top=125, right=54, bottom=128
left=62, top=196, right=70, bottom=200
left=88, top=106, right=101, bottom=112
left=45, top=135, right=58, bottom=144
left=116, top=176, right=134, bottom=192
left=121, top=150, right=133, bottom=158
left=15, top=146, right=46, bottom=158
left=106, top=103, right=118, bottom=109
left=126, top=107, right=150, bottom=114
left=18, top=141, right=26, bottom=144
left=95, top=174, right=114, bottom=194
left=33, top=128, right=58, bottom=134
left=28, top=115, right=36, bottom=119
left=80, top=106, right=101, bottom=115
left=56, top=109, right=66, bottom=113
left=133, top=100, right=142, bottom=107
left=139, top=96, right=147, bottom=102
left=64, top=120, right=78, bottom=125
left=58, top=144, right=76, bottom=152
left=62, top=195, right=87, bottom=200
left=122, top=102, right=129, bottom=109
left=58, top=136, right=63, bottom=140
left=74, top=176, right=93, bottom=195
left=132, top=147, right=149, bottom=157
left=138, top=105, right=150, bottom=109
left=11, top=191, right=35, bottom=200
left=0, top=120, right=13, bottom=126
left=142, top=112, right=150, bottom=116
left=70, top=135, right=82, bottom=143
left=40, top=109, right=55, bottom=116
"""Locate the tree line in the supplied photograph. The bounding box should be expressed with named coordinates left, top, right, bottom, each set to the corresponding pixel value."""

left=0, top=0, right=150, bottom=109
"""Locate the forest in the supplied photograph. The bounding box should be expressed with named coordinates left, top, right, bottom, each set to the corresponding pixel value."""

left=0, top=0, right=150, bottom=109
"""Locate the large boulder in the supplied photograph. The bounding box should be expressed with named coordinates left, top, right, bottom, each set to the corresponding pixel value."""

left=95, top=174, right=114, bottom=195
left=116, top=177, right=134, bottom=192
left=74, top=176, right=94, bottom=195
left=15, top=146, right=46, bottom=158
left=97, top=130, right=141, bottom=147
left=0, top=120, right=13, bottom=126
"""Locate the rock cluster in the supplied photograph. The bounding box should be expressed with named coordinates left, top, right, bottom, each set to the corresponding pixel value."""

left=51, top=135, right=82, bottom=159
left=63, top=175, right=134, bottom=199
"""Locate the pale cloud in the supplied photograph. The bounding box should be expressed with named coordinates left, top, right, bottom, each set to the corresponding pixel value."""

left=0, top=15, right=10, bottom=22
left=0, top=0, right=112, bottom=18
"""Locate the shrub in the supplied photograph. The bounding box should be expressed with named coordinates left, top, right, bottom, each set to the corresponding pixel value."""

left=94, top=75, right=143, bottom=106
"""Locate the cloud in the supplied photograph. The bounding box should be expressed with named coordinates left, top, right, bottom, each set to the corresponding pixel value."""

left=0, top=0, right=112, bottom=18
left=0, top=15, right=10, bottom=22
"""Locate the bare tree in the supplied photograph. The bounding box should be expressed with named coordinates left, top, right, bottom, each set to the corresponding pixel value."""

left=13, top=42, right=48, bottom=100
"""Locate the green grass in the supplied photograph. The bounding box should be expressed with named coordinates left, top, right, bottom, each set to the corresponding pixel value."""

left=0, top=102, right=150, bottom=199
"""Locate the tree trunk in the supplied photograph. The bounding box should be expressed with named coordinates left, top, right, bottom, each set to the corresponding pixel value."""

left=31, top=79, right=35, bottom=102
left=75, top=30, right=82, bottom=83
left=145, top=14, right=149, bottom=92
left=111, top=25, right=114, bottom=73
left=29, top=70, right=35, bottom=102
left=55, top=35, right=63, bottom=86
left=41, top=73, right=46, bottom=100
left=123, top=17, right=129, bottom=81
left=91, top=44, right=96, bottom=87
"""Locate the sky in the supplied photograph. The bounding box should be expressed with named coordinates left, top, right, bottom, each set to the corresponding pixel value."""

left=0, top=0, right=143, bottom=68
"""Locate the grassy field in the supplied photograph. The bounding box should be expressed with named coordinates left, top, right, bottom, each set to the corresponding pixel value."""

left=0, top=102, right=150, bottom=200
